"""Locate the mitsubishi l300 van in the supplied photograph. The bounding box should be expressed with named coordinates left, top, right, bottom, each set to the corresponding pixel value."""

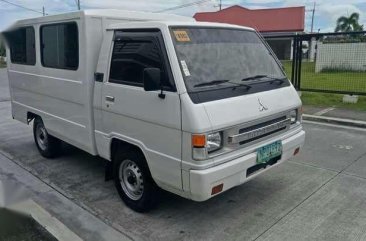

left=3, top=10, right=305, bottom=212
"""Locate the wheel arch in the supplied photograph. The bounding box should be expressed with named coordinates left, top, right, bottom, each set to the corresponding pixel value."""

left=105, top=138, right=152, bottom=181
left=27, top=111, right=39, bottom=124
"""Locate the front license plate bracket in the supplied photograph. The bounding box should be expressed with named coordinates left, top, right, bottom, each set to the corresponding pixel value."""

left=256, top=141, right=282, bottom=164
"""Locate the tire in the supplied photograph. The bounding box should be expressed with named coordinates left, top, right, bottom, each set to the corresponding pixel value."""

left=113, top=147, right=159, bottom=212
left=33, top=117, right=61, bottom=158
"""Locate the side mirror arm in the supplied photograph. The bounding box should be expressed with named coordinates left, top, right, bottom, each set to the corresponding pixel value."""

left=158, top=87, right=166, bottom=99
left=143, top=67, right=166, bottom=99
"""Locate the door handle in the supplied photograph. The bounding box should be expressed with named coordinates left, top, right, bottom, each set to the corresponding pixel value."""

left=105, top=96, right=115, bottom=102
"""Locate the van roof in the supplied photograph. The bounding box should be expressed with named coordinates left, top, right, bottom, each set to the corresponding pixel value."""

left=5, top=9, right=194, bottom=30
left=107, top=21, right=255, bottom=31
left=4, top=9, right=255, bottom=33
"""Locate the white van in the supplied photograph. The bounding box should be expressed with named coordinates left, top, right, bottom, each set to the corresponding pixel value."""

left=3, top=10, right=305, bottom=212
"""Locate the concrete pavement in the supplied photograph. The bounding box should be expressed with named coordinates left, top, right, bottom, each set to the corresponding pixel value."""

left=303, top=106, right=366, bottom=125
left=1, top=68, right=366, bottom=240
left=303, top=114, right=366, bottom=129
left=0, top=141, right=131, bottom=241
left=303, top=106, right=366, bottom=122
left=303, top=105, right=366, bottom=128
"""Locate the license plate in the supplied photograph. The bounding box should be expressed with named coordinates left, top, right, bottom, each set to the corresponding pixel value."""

left=257, top=141, right=282, bottom=164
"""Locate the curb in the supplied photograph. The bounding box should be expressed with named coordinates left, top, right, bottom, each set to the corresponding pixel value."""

left=303, top=114, right=366, bottom=129
left=9, top=200, right=83, bottom=241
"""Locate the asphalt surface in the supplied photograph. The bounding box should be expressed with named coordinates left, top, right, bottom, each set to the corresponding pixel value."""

left=1, top=68, right=366, bottom=240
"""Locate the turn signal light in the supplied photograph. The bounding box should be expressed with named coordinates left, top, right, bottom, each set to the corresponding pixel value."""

left=192, top=134, right=206, bottom=148
left=211, top=183, right=224, bottom=195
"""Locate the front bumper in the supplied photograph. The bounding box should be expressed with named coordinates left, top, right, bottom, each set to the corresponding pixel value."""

left=189, top=130, right=305, bottom=201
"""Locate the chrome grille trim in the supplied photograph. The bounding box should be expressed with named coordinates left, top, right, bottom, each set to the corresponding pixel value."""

left=228, top=118, right=291, bottom=144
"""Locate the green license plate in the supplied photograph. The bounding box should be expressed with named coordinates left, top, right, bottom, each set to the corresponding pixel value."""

left=257, top=141, right=282, bottom=164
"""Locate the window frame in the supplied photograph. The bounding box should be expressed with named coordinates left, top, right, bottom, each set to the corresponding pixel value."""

left=108, top=29, right=176, bottom=92
left=8, top=26, right=36, bottom=66
left=40, top=21, right=79, bottom=71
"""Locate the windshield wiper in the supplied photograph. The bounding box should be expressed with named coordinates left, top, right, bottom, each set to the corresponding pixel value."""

left=232, top=83, right=252, bottom=90
left=241, top=75, right=268, bottom=82
left=269, top=78, right=286, bottom=85
left=194, top=80, right=252, bottom=91
left=242, top=75, right=287, bottom=84
left=194, top=79, right=230, bottom=87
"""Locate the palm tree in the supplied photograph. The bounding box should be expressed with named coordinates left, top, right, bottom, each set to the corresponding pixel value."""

left=335, top=13, right=363, bottom=32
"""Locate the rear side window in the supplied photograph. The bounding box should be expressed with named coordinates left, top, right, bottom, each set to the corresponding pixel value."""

left=109, top=39, right=172, bottom=89
left=6, top=27, right=36, bottom=65
left=40, top=22, right=78, bottom=70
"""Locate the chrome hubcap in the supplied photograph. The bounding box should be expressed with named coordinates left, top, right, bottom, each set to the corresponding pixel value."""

left=119, top=160, right=144, bottom=200
left=36, top=124, right=48, bottom=151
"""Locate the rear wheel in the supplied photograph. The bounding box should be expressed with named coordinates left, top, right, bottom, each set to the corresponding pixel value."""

left=33, top=117, right=61, bottom=158
left=113, top=148, right=159, bottom=212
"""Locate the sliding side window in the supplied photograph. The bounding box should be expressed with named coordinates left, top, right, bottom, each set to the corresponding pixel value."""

left=40, top=22, right=79, bottom=70
left=5, top=27, right=36, bottom=65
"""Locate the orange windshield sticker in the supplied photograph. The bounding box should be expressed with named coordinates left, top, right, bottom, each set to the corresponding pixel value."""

left=173, top=30, right=191, bottom=42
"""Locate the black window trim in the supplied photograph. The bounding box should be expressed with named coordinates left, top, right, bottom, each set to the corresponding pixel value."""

left=40, top=21, right=79, bottom=71
left=8, top=26, right=36, bottom=66
left=109, top=29, right=176, bottom=92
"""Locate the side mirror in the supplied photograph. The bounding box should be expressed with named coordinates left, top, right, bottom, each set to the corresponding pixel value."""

left=143, top=68, right=161, bottom=92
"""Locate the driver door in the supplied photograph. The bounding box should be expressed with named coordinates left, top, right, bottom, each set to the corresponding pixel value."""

left=101, top=30, right=182, bottom=190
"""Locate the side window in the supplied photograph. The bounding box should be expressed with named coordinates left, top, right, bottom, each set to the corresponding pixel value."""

left=7, top=27, right=36, bottom=65
left=109, top=38, right=172, bottom=89
left=40, top=22, right=78, bottom=70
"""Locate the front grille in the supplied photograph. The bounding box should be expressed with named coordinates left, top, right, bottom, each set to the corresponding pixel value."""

left=239, top=116, right=287, bottom=145
left=228, top=116, right=290, bottom=145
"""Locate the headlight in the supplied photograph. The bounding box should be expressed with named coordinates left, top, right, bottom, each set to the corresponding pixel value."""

left=192, top=132, right=223, bottom=160
left=290, top=109, right=297, bottom=124
left=207, top=132, right=222, bottom=153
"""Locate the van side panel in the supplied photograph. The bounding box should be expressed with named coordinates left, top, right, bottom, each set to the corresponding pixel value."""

left=8, top=19, right=95, bottom=154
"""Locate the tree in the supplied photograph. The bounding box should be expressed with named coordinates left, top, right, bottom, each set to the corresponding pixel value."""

left=0, top=38, right=5, bottom=57
left=335, top=12, right=364, bottom=32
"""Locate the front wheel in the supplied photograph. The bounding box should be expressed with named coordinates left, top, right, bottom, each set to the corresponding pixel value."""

left=33, top=117, right=61, bottom=158
left=113, top=148, right=159, bottom=212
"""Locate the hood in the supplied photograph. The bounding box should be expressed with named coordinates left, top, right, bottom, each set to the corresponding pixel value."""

left=202, top=86, right=301, bottom=131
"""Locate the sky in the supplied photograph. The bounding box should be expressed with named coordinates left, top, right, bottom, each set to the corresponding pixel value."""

left=0, top=0, right=365, bottom=32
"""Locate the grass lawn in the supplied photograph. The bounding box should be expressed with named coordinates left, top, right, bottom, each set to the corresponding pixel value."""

left=0, top=56, right=6, bottom=68
left=301, top=92, right=366, bottom=111
left=281, top=61, right=366, bottom=111
left=282, top=61, right=366, bottom=93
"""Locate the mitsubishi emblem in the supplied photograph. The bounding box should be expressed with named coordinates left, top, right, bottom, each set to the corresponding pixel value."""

left=258, top=98, right=268, bottom=112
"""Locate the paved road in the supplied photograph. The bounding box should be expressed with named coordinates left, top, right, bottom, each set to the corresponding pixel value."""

left=1, top=68, right=366, bottom=240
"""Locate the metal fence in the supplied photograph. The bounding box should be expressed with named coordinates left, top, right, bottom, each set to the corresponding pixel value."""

left=265, top=31, right=366, bottom=95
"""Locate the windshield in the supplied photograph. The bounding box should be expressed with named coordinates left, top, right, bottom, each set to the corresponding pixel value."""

left=170, top=27, right=286, bottom=92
